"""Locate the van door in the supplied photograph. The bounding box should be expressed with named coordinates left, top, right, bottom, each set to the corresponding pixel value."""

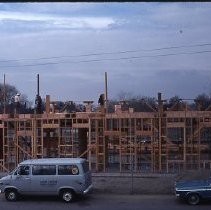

left=12, top=165, right=31, bottom=193
left=82, top=161, right=92, bottom=188
left=31, top=165, right=58, bottom=195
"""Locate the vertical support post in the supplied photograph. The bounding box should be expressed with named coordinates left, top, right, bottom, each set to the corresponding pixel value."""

left=129, top=116, right=134, bottom=194
left=88, top=117, right=92, bottom=170
left=158, top=92, right=163, bottom=172
left=95, top=119, right=98, bottom=172
left=158, top=117, right=162, bottom=172
left=15, top=121, right=18, bottom=167
left=183, top=124, right=186, bottom=170
left=103, top=118, right=106, bottom=172
left=41, top=119, right=44, bottom=158
left=46, top=95, right=50, bottom=114
left=37, top=74, right=40, bottom=96
left=3, top=74, right=6, bottom=114
left=32, top=117, right=35, bottom=158
left=151, top=118, right=155, bottom=173
left=119, top=118, right=122, bottom=172
left=104, top=72, right=108, bottom=171
left=198, top=118, right=201, bottom=169
left=134, top=119, right=137, bottom=172
left=105, top=72, right=108, bottom=112
left=183, top=102, right=187, bottom=171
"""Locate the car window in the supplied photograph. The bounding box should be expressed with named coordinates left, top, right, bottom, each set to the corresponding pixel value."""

left=19, top=165, right=30, bottom=176
left=58, top=165, right=79, bottom=175
left=32, top=165, right=56, bottom=175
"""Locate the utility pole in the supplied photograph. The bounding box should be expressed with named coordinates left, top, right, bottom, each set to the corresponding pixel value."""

left=35, top=74, right=42, bottom=114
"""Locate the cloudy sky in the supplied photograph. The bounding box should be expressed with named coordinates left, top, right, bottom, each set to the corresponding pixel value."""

left=0, top=2, right=211, bottom=104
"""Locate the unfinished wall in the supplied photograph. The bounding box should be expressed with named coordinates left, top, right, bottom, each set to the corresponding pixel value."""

left=0, top=108, right=211, bottom=174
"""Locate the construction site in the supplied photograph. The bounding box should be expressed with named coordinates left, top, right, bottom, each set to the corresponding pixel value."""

left=0, top=74, right=211, bottom=174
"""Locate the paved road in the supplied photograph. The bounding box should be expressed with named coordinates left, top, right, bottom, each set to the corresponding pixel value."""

left=0, top=193, right=211, bottom=210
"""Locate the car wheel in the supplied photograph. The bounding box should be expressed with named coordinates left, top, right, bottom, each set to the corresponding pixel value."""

left=5, top=189, right=18, bottom=202
left=187, top=193, right=200, bottom=205
left=61, top=190, right=74, bottom=203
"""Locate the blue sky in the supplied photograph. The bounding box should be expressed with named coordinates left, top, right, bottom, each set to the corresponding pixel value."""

left=0, top=2, right=211, bottom=104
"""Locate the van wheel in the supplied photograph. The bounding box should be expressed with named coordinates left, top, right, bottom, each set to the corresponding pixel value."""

left=187, top=193, right=200, bottom=205
left=61, top=190, right=74, bottom=203
left=5, top=189, right=18, bottom=202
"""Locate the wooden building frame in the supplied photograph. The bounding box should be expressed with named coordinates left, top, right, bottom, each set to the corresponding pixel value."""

left=1, top=101, right=211, bottom=173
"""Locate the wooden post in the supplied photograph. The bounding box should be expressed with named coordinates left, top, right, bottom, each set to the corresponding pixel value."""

left=105, top=72, right=108, bottom=112
left=3, top=74, right=6, bottom=114
left=46, top=95, right=50, bottom=114
left=37, top=74, right=40, bottom=96
left=158, top=92, right=163, bottom=172
left=183, top=102, right=187, bottom=171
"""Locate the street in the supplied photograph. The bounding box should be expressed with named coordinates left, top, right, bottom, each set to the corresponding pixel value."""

left=0, top=193, right=211, bottom=210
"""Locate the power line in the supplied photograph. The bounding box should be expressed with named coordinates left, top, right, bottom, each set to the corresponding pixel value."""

left=1, top=49, right=211, bottom=68
left=0, top=42, right=211, bottom=63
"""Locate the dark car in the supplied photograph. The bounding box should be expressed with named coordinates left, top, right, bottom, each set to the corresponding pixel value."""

left=175, top=178, right=211, bottom=205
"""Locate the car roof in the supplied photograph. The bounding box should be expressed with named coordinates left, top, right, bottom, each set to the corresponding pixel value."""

left=19, top=158, right=86, bottom=165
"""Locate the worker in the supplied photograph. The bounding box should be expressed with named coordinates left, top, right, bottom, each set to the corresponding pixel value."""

left=14, top=93, right=21, bottom=114
left=98, top=94, right=105, bottom=106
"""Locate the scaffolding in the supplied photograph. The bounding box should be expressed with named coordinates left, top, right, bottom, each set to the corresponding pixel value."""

left=1, top=97, right=211, bottom=174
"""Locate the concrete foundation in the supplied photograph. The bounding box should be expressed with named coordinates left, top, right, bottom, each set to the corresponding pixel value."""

left=92, top=173, right=176, bottom=194
left=1, top=170, right=210, bottom=195
left=92, top=170, right=211, bottom=195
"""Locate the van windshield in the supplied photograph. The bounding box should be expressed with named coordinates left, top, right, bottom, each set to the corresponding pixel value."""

left=82, top=161, right=89, bottom=173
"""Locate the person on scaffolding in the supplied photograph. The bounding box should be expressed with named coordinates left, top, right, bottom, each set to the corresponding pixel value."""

left=14, top=93, right=21, bottom=114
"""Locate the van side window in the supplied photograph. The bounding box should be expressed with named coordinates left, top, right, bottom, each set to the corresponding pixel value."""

left=19, top=165, right=30, bottom=175
left=58, top=165, right=79, bottom=175
left=32, top=165, right=56, bottom=175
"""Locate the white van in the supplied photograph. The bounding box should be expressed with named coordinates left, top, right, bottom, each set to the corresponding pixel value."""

left=0, top=158, right=92, bottom=202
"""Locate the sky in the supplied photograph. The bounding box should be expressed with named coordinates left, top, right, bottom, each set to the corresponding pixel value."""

left=0, top=2, right=211, bottom=105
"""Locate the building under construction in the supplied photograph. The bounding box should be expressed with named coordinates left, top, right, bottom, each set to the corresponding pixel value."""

left=1, top=91, right=211, bottom=174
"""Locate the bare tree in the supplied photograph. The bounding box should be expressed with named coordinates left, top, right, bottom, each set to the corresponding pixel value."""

left=0, top=83, right=30, bottom=113
left=194, top=94, right=211, bottom=110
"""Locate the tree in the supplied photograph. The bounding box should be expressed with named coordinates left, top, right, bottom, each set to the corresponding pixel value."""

left=117, top=91, right=134, bottom=101
left=165, top=95, right=191, bottom=111
left=0, top=84, right=18, bottom=107
left=108, top=93, right=157, bottom=113
left=194, top=94, right=211, bottom=111
left=0, top=83, right=30, bottom=113
left=168, top=95, right=181, bottom=106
